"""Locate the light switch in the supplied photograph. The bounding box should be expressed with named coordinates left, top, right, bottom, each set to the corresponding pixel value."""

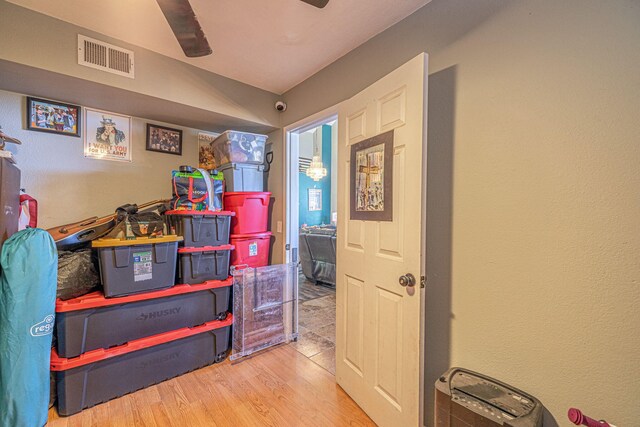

left=277, top=221, right=283, bottom=233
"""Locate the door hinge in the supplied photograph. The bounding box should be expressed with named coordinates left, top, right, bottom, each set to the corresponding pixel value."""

left=420, top=275, right=426, bottom=288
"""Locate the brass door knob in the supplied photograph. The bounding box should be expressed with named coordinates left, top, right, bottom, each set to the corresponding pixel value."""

left=399, top=273, right=416, bottom=287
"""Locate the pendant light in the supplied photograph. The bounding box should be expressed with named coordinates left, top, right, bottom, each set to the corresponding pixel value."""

left=306, top=136, right=327, bottom=181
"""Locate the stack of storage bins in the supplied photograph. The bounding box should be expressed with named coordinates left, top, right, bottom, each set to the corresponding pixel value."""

left=212, top=131, right=268, bottom=192
left=211, top=131, right=272, bottom=268
left=50, top=212, right=235, bottom=416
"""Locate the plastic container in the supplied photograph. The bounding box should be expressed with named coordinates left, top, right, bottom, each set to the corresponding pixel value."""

left=219, top=162, right=266, bottom=192
left=178, top=245, right=234, bottom=284
left=223, top=192, right=271, bottom=234
left=231, top=264, right=298, bottom=361
left=55, top=278, right=232, bottom=358
left=230, top=232, right=272, bottom=268
left=51, top=316, right=232, bottom=416
left=165, top=210, right=234, bottom=247
left=211, top=131, right=267, bottom=168
left=92, top=236, right=181, bottom=298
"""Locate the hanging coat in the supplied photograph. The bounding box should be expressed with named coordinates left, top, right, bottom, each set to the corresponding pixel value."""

left=0, top=228, right=57, bottom=427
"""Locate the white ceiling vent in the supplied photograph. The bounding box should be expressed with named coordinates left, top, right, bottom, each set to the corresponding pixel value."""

left=78, top=34, right=135, bottom=78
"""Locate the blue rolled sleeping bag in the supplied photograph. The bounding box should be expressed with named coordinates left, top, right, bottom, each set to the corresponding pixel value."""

left=0, top=228, right=57, bottom=427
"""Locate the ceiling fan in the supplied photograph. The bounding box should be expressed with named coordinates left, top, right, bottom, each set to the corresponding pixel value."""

left=156, top=0, right=330, bottom=58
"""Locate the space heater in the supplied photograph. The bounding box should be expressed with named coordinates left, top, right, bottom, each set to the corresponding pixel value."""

left=435, top=367, right=543, bottom=427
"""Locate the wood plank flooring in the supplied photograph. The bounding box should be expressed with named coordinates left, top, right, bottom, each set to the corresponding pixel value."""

left=47, top=345, right=374, bottom=426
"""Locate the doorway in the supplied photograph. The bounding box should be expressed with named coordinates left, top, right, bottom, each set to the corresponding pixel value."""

left=285, top=115, right=338, bottom=374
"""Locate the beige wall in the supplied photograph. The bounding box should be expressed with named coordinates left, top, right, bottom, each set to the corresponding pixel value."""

left=0, top=89, right=200, bottom=228
left=281, top=0, right=640, bottom=425
left=266, top=128, right=285, bottom=264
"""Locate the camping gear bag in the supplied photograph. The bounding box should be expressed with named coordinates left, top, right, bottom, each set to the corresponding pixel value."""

left=0, top=228, right=57, bottom=427
left=171, top=167, right=223, bottom=211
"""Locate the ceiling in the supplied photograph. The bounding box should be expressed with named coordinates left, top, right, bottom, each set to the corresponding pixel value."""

left=7, top=0, right=430, bottom=94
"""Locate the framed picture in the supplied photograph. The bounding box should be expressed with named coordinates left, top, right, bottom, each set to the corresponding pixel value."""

left=26, top=96, right=80, bottom=137
left=146, top=124, right=183, bottom=155
left=198, top=132, right=218, bottom=168
left=350, top=130, right=394, bottom=221
left=84, top=108, right=132, bottom=162
left=308, top=188, right=322, bottom=211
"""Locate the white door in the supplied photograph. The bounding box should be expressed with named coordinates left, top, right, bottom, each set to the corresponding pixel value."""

left=336, top=53, right=428, bottom=427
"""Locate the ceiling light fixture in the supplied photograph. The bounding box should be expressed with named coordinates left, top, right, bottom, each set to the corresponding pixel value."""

left=306, top=155, right=327, bottom=181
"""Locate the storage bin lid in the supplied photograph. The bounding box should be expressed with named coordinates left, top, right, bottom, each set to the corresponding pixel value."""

left=178, top=244, right=235, bottom=254
left=55, top=278, right=232, bottom=312
left=230, top=232, right=272, bottom=240
left=92, top=235, right=182, bottom=248
left=165, top=210, right=235, bottom=216
left=212, top=130, right=268, bottom=142
left=50, top=315, right=233, bottom=371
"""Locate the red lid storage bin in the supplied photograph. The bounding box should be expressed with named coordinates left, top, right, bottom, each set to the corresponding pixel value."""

left=230, top=232, right=272, bottom=268
left=223, top=192, right=271, bottom=234
left=51, top=317, right=232, bottom=416
left=55, top=279, right=232, bottom=358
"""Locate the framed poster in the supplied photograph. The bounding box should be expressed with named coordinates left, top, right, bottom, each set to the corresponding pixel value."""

left=146, top=124, right=182, bottom=155
left=350, top=130, right=394, bottom=221
left=84, top=108, right=132, bottom=162
left=308, top=188, right=322, bottom=211
left=26, top=96, right=80, bottom=137
left=198, top=132, right=218, bottom=169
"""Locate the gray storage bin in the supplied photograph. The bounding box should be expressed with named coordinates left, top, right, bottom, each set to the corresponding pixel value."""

left=165, top=210, right=234, bottom=247
left=178, top=245, right=234, bottom=284
left=52, top=318, right=232, bottom=416
left=92, top=236, right=181, bottom=298
left=55, top=280, right=232, bottom=358
left=219, top=162, right=266, bottom=192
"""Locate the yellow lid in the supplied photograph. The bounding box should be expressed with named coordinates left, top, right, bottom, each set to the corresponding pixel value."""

left=92, top=235, right=183, bottom=248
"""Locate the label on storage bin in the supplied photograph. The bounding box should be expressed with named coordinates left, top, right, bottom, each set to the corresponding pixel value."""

left=133, top=251, right=153, bottom=282
left=249, top=242, right=258, bottom=257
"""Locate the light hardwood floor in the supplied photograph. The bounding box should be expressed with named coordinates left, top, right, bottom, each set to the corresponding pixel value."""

left=47, top=344, right=375, bottom=426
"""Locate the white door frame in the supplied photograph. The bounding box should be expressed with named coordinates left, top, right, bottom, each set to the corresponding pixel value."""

left=282, top=105, right=340, bottom=264
left=280, top=64, right=427, bottom=425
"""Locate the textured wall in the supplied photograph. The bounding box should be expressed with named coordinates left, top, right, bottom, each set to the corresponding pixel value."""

left=281, top=0, right=640, bottom=425
left=0, top=89, right=199, bottom=229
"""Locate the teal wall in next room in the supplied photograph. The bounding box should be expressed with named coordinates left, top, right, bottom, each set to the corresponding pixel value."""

left=299, top=125, right=332, bottom=227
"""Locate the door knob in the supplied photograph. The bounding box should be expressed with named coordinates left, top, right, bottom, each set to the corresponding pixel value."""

left=399, top=273, right=416, bottom=287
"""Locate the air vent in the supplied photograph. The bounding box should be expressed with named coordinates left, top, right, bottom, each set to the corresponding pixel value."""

left=299, top=157, right=312, bottom=173
left=78, top=35, right=134, bottom=78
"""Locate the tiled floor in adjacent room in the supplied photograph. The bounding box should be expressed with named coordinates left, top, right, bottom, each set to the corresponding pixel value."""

left=292, top=274, right=337, bottom=375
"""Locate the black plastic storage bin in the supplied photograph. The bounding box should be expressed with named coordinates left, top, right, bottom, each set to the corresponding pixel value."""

left=178, top=245, right=233, bottom=284
left=92, top=236, right=181, bottom=297
left=55, top=279, right=232, bottom=358
left=51, top=317, right=232, bottom=416
left=165, top=210, right=234, bottom=248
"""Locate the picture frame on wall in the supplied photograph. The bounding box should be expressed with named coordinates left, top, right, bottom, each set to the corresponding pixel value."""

left=350, top=130, right=394, bottom=221
left=146, top=124, right=183, bottom=156
left=198, top=131, right=218, bottom=168
left=26, top=96, right=81, bottom=137
left=308, top=188, right=323, bottom=211
left=84, top=107, right=132, bottom=162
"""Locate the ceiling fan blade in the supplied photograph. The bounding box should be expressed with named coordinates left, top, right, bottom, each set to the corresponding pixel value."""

left=300, top=0, right=330, bottom=8
left=156, top=0, right=212, bottom=58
